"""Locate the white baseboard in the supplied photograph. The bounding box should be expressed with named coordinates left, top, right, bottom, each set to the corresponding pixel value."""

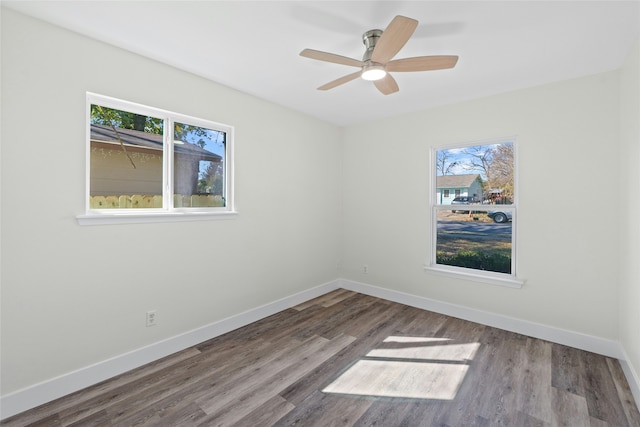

left=620, top=348, right=640, bottom=410
left=3, top=278, right=638, bottom=419
left=0, top=280, right=340, bottom=420
left=339, top=279, right=623, bottom=358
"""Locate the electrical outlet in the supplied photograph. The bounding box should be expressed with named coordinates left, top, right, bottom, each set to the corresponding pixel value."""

left=363, top=264, right=369, bottom=274
left=146, top=310, right=157, bottom=327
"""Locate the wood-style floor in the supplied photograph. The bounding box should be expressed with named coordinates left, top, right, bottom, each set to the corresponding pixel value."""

left=3, top=289, right=639, bottom=426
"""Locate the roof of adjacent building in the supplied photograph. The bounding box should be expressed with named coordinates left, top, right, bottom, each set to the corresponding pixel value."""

left=90, top=124, right=222, bottom=162
left=436, top=174, right=482, bottom=188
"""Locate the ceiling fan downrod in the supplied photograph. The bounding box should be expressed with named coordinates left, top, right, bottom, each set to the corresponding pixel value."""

left=362, top=29, right=383, bottom=62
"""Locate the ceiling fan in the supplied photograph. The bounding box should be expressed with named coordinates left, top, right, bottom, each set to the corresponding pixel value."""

left=300, top=15, right=458, bottom=95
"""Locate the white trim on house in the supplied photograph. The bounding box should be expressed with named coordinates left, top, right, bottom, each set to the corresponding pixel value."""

left=1, top=279, right=637, bottom=420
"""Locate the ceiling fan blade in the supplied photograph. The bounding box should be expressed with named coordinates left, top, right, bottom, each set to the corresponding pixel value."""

left=386, top=55, right=459, bottom=72
left=374, top=74, right=399, bottom=95
left=371, top=15, right=418, bottom=64
left=300, top=49, right=364, bottom=68
left=318, top=71, right=362, bottom=91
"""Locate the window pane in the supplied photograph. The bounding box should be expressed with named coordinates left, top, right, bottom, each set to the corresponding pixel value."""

left=173, top=122, right=225, bottom=208
left=436, top=208, right=513, bottom=274
left=89, top=105, right=164, bottom=209
left=436, top=142, right=514, bottom=205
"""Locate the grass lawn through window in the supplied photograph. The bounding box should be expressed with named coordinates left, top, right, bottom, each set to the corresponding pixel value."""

left=436, top=211, right=512, bottom=274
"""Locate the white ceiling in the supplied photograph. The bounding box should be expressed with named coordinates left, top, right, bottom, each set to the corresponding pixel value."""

left=4, top=1, right=640, bottom=126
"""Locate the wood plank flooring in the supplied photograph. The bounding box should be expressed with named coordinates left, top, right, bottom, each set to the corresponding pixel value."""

left=3, top=289, right=639, bottom=426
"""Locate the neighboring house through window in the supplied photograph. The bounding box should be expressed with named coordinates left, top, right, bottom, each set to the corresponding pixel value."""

left=436, top=174, right=482, bottom=205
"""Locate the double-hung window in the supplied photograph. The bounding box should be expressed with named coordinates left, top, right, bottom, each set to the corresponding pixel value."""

left=78, top=93, right=235, bottom=225
left=427, top=138, right=523, bottom=287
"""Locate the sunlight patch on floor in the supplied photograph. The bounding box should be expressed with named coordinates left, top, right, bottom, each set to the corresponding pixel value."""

left=322, top=336, right=480, bottom=400
left=323, top=359, right=469, bottom=400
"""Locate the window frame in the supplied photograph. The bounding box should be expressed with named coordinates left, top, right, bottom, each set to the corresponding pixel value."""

left=426, top=137, right=524, bottom=288
left=77, top=93, right=236, bottom=225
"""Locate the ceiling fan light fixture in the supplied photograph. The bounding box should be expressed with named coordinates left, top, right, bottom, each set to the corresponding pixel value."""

left=361, top=64, right=386, bottom=81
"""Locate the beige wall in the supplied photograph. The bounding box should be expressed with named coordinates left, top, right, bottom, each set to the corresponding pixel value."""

left=341, top=71, right=621, bottom=339
left=1, top=9, right=343, bottom=395
left=619, top=38, right=640, bottom=397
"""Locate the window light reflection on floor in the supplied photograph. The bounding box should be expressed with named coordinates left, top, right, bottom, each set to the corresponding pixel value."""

left=322, top=336, right=480, bottom=400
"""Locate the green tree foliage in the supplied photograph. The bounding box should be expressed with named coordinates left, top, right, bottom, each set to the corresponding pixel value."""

left=90, top=106, right=222, bottom=151
left=90, top=105, right=163, bottom=134
left=198, top=162, right=224, bottom=195
left=174, top=122, right=211, bottom=148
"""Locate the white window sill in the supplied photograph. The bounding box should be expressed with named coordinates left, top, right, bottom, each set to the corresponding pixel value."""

left=424, top=264, right=524, bottom=289
left=76, top=210, right=238, bottom=225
